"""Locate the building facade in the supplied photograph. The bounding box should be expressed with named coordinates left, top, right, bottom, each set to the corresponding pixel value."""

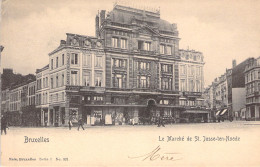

left=36, top=65, right=50, bottom=126
left=244, top=57, right=260, bottom=120
left=204, top=59, right=250, bottom=120
left=1, top=4, right=207, bottom=126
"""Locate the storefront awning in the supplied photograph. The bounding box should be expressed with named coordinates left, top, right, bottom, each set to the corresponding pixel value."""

left=215, top=110, right=221, bottom=116
left=220, top=109, right=228, bottom=115
left=184, top=110, right=210, bottom=114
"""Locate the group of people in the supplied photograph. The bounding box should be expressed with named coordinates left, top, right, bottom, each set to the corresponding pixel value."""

left=1, top=115, right=8, bottom=135
left=69, top=117, right=85, bottom=131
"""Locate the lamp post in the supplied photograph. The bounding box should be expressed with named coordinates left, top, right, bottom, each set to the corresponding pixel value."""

left=0, top=45, right=4, bottom=117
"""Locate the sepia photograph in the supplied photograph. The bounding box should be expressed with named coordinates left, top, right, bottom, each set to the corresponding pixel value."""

left=1, top=0, right=260, bottom=166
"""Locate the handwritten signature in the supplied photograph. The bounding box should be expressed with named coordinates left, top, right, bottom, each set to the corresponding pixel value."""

left=128, top=145, right=183, bottom=161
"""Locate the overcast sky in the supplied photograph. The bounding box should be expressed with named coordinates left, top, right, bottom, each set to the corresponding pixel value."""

left=1, top=0, right=260, bottom=87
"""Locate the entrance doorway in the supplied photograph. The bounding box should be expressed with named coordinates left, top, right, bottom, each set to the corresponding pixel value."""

left=139, top=99, right=156, bottom=124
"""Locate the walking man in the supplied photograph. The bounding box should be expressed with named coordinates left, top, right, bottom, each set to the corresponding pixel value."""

left=68, top=117, right=73, bottom=130
left=157, top=115, right=165, bottom=127
left=1, top=115, right=8, bottom=135
left=77, top=118, right=85, bottom=131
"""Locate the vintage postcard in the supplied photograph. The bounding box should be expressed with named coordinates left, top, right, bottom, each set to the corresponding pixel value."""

left=1, top=0, right=260, bottom=166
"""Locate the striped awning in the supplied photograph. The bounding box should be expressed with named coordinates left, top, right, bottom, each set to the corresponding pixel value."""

left=216, top=110, right=221, bottom=116
left=220, top=109, right=228, bottom=115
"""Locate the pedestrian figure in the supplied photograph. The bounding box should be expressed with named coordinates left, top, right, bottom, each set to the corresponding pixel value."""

left=1, top=115, right=8, bottom=135
left=157, top=115, right=165, bottom=127
left=77, top=118, right=85, bottom=131
left=69, top=117, right=73, bottom=130
left=132, top=118, right=135, bottom=126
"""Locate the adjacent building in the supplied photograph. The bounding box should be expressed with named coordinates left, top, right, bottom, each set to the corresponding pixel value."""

left=204, top=59, right=250, bottom=120
left=244, top=57, right=260, bottom=120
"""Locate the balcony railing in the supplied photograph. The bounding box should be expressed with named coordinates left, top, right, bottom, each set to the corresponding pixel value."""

left=183, top=91, right=202, bottom=97
left=66, top=86, right=105, bottom=92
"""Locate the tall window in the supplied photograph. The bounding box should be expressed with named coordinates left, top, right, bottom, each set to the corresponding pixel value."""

left=140, top=76, right=147, bottom=88
left=83, top=54, right=91, bottom=67
left=144, top=42, right=151, bottom=51
left=191, top=65, right=195, bottom=75
left=46, top=77, right=48, bottom=87
left=196, top=80, right=201, bottom=92
left=161, top=64, right=172, bottom=73
left=160, top=44, right=165, bottom=54
left=62, top=54, right=65, bottom=65
left=112, top=37, right=118, bottom=47
left=189, top=80, right=194, bottom=92
left=138, top=41, right=144, bottom=50
left=167, top=46, right=172, bottom=55
left=113, top=59, right=126, bottom=68
left=137, top=76, right=150, bottom=88
left=43, top=78, right=45, bottom=88
left=71, top=71, right=78, bottom=85
left=83, top=72, right=90, bottom=86
left=180, top=65, right=186, bottom=74
left=113, top=74, right=126, bottom=88
left=56, top=56, right=59, bottom=68
left=196, top=67, right=201, bottom=76
left=95, top=73, right=102, bottom=87
left=139, top=61, right=150, bottom=70
left=161, top=78, right=172, bottom=90
left=46, top=92, right=48, bottom=104
left=55, top=76, right=58, bottom=87
left=71, top=53, right=78, bottom=65
left=61, top=74, right=64, bottom=86
left=51, top=59, right=53, bottom=70
left=56, top=93, right=58, bottom=102
left=180, top=79, right=186, bottom=91
left=95, top=56, right=102, bottom=67
left=50, top=94, right=53, bottom=103
left=121, top=39, right=127, bottom=49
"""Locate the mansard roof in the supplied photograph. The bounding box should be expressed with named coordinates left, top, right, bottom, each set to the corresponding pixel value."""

left=108, top=5, right=177, bottom=33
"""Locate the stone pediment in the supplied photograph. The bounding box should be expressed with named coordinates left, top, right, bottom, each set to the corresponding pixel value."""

left=136, top=25, right=159, bottom=36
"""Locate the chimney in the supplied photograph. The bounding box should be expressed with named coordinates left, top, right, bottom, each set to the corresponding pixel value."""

left=232, top=59, right=237, bottom=68
left=100, top=10, right=106, bottom=27
left=60, top=40, right=66, bottom=46
left=95, top=14, right=100, bottom=38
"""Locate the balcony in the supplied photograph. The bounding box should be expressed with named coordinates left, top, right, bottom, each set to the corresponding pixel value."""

left=133, top=49, right=156, bottom=55
left=66, top=86, right=105, bottom=92
left=161, top=71, right=173, bottom=75
left=106, top=87, right=132, bottom=92
left=112, top=66, right=127, bottom=72
left=160, top=89, right=180, bottom=95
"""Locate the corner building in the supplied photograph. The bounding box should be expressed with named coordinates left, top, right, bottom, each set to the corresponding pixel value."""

left=46, top=4, right=206, bottom=126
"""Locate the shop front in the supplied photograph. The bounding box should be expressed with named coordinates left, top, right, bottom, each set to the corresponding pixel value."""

left=82, top=105, right=145, bottom=126
left=181, top=109, right=210, bottom=123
